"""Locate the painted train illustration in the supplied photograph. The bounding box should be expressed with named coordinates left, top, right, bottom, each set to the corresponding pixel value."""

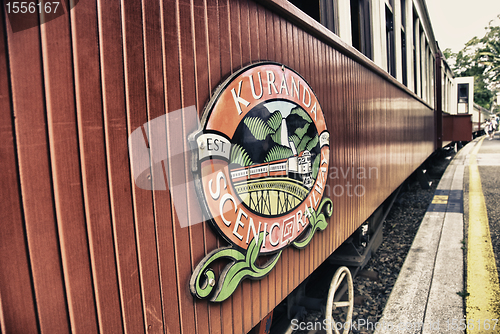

left=230, top=141, right=314, bottom=189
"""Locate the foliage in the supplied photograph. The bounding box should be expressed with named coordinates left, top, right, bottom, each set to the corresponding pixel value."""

left=290, top=106, right=312, bottom=122
left=294, top=123, right=310, bottom=140
left=190, top=231, right=282, bottom=302
left=292, top=197, right=333, bottom=249
left=306, top=135, right=319, bottom=152
left=480, top=46, right=500, bottom=83
left=297, top=134, right=313, bottom=153
left=267, top=111, right=283, bottom=131
left=230, top=143, right=253, bottom=167
left=477, top=16, right=500, bottom=84
left=445, top=15, right=500, bottom=111
left=233, top=105, right=320, bottom=165
left=443, top=48, right=453, bottom=60
left=244, top=110, right=285, bottom=142
left=270, top=123, right=282, bottom=143
left=243, top=117, right=273, bottom=140
left=264, top=145, right=293, bottom=163
left=289, top=134, right=300, bottom=148
left=312, top=154, right=320, bottom=179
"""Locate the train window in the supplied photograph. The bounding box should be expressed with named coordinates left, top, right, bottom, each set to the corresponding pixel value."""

left=443, top=76, right=447, bottom=112
left=422, top=40, right=428, bottom=102
left=419, top=25, right=424, bottom=98
left=350, top=0, right=372, bottom=59
left=288, top=0, right=337, bottom=34
left=430, top=52, right=435, bottom=105
left=400, top=0, right=406, bottom=27
left=428, top=51, right=431, bottom=102
left=401, top=33, right=407, bottom=85
left=446, top=78, right=452, bottom=110
left=458, top=84, right=469, bottom=103
left=321, top=0, right=337, bottom=33
left=288, top=0, right=321, bottom=24
left=400, top=0, right=407, bottom=86
left=443, top=72, right=452, bottom=113
left=385, top=4, right=396, bottom=77
left=413, top=9, right=419, bottom=95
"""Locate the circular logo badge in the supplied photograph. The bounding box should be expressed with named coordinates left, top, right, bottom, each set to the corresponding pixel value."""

left=190, top=62, right=330, bottom=254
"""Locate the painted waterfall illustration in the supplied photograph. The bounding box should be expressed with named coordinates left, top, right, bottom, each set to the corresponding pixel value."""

left=229, top=100, right=321, bottom=215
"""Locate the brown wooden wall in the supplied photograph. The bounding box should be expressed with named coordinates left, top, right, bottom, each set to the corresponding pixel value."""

left=443, top=114, right=473, bottom=142
left=0, top=0, right=435, bottom=333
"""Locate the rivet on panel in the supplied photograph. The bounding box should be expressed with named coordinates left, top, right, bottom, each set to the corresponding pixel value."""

left=208, top=278, right=216, bottom=287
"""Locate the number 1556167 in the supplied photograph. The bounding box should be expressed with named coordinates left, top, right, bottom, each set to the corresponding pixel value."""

left=6, top=2, right=60, bottom=14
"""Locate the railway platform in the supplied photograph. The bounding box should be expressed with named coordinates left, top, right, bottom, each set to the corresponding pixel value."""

left=374, top=133, right=500, bottom=334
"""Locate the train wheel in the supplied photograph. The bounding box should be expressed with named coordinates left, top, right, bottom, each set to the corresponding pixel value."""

left=325, top=266, right=354, bottom=334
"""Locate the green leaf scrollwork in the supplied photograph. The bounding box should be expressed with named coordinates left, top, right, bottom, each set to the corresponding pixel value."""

left=292, top=197, right=333, bottom=249
left=189, top=231, right=282, bottom=302
left=190, top=198, right=333, bottom=302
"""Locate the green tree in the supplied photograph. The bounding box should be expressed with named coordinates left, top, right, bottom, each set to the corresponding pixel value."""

left=478, top=19, right=500, bottom=88
left=445, top=15, right=500, bottom=111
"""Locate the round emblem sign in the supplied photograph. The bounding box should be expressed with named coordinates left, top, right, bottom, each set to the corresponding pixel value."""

left=190, top=62, right=330, bottom=254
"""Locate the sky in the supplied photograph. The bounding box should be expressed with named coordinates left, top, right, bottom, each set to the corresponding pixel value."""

left=263, top=100, right=296, bottom=118
left=425, top=0, right=500, bottom=53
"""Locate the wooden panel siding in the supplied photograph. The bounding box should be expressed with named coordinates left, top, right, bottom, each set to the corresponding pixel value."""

left=0, top=0, right=435, bottom=333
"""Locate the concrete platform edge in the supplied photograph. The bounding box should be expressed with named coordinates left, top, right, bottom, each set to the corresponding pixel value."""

left=373, top=142, right=476, bottom=334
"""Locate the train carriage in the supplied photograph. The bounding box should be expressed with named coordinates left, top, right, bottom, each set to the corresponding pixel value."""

left=0, top=0, right=460, bottom=333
